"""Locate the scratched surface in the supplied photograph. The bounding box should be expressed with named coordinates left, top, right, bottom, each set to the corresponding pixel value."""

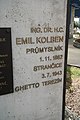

left=0, top=0, right=67, bottom=120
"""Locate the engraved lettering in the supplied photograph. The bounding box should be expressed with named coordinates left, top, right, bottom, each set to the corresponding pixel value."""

left=52, top=71, right=62, bottom=76
left=36, top=36, right=64, bottom=44
left=0, top=60, right=5, bottom=64
left=42, top=78, right=62, bottom=86
left=42, top=70, right=62, bottom=78
left=0, top=38, right=6, bottom=42
left=16, top=37, right=34, bottom=45
left=44, top=27, right=53, bottom=33
left=15, top=82, right=40, bottom=92
left=54, top=27, right=64, bottom=32
left=53, top=55, right=63, bottom=60
left=31, top=27, right=42, bottom=33
left=0, top=54, right=8, bottom=58
left=0, top=81, right=7, bottom=86
left=40, top=55, right=63, bottom=62
left=0, top=64, right=6, bottom=68
left=26, top=46, right=63, bottom=54
left=33, top=62, right=62, bottom=72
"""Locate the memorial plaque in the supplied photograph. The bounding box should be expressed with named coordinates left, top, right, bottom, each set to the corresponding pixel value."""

left=0, top=28, right=13, bottom=95
left=0, top=0, right=69, bottom=120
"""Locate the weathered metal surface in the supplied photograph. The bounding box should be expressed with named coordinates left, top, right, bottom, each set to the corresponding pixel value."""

left=0, top=28, right=13, bottom=95
left=0, top=0, right=67, bottom=120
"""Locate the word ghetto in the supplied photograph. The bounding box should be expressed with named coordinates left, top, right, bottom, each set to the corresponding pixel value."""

left=15, top=78, right=62, bottom=92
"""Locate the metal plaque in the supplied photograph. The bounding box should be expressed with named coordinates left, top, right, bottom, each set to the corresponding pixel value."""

left=0, top=28, right=13, bottom=95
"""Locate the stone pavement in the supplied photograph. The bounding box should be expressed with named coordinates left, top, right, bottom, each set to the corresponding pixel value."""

left=65, top=107, right=80, bottom=120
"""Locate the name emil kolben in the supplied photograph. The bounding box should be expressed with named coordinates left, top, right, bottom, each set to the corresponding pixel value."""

left=16, top=35, right=64, bottom=45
